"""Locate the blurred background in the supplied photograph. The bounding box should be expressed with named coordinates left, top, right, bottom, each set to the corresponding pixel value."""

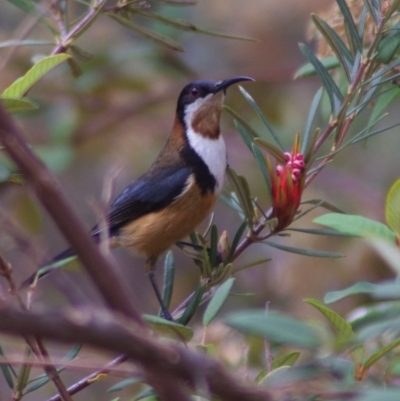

left=0, top=0, right=399, bottom=397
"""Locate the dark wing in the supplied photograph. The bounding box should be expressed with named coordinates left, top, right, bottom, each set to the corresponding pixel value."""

left=91, top=165, right=192, bottom=237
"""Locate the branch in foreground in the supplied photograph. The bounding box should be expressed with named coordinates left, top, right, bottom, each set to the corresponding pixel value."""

left=0, top=305, right=272, bottom=401
left=0, top=104, right=143, bottom=325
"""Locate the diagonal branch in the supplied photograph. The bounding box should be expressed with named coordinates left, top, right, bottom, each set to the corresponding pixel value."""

left=0, top=104, right=143, bottom=326
left=0, top=305, right=273, bottom=401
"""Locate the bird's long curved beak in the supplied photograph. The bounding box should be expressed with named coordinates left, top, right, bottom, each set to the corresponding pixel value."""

left=213, top=76, right=254, bottom=94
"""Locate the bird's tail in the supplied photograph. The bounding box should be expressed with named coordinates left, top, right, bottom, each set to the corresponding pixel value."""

left=20, top=247, right=78, bottom=289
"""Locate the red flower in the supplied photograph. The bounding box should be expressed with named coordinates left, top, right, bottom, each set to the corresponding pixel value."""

left=269, top=136, right=305, bottom=231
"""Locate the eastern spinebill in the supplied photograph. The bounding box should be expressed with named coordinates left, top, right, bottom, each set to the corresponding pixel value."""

left=23, top=76, right=254, bottom=320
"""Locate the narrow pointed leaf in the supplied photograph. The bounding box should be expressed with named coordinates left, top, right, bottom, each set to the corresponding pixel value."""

left=1, top=54, right=71, bottom=98
left=219, top=191, right=243, bottom=213
left=264, top=241, right=342, bottom=258
left=0, top=345, right=14, bottom=389
left=287, top=227, right=355, bottom=236
left=254, top=138, right=286, bottom=163
left=255, top=351, right=301, bottom=383
left=314, top=213, right=396, bottom=242
left=239, top=86, right=285, bottom=150
left=302, top=87, right=323, bottom=155
left=311, top=14, right=352, bottom=80
left=299, top=44, right=343, bottom=115
left=135, top=10, right=255, bottom=41
left=161, top=251, right=175, bottom=311
left=364, top=0, right=382, bottom=25
left=272, top=351, right=300, bottom=370
left=234, top=119, right=254, bottom=152
left=227, top=167, right=254, bottom=225
left=294, top=56, right=340, bottom=79
left=178, top=282, right=206, bottom=325
left=336, top=0, right=362, bottom=54
left=0, top=39, right=54, bottom=48
left=143, top=314, right=193, bottom=341
left=366, top=86, right=400, bottom=132
left=364, top=337, right=400, bottom=370
left=385, top=178, right=400, bottom=237
left=108, top=377, right=143, bottom=392
left=224, top=105, right=259, bottom=138
left=1, top=98, right=38, bottom=113
left=233, top=258, right=271, bottom=274
left=203, top=277, right=235, bottom=326
left=325, top=280, right=400, bottom=304
left=224, top=221, right=247, bottom=264
left=107, top=13, right=185, bottom=52
left=350, top=120, right=400, bottom=144
left=251, top=143, right=271, bottom=192
left=304, top=298, right=354, bottom=339
left=225, top=310, right=320, bottom=348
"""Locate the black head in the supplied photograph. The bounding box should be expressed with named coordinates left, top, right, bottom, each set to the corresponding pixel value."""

left=176, top=76, right=254, bottom=123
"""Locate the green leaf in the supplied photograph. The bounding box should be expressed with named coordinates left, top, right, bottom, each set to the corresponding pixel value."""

left=161, top=251, right=175, bottom=311
left=386, top=178, right=400, bottom=237
left=6, top=0, right=35, bottom=14
left=336, top=0, right=362, bottom=54
left=272, top=351, right=300, bottom=370
left=324, top=281, right=400, bottom=303
left=299, top=44, right=343, bottom=115
left=209, top=224, right=218, bottom=267
left=294, top=56, right=340, bottom=79
left=1, top=98, right=38, bottom=113
left=364, top=0, right=382, bottom=25
left=314, top=213, right=396, bottom=242
left=251, top=143, right=272, bottom=193
left=223, top=221, right=247, bottom=264
left=16, top=347, right=32, bottom=395
left=234, top=119, right=254, bottom=152
left=25, top=345, right=82, bottom=393
left=286, top=227, right=354, bottom=236
left=135, top=9, right=255, bottom=41
left=143, top=314, right=193, bottom=341
left=177, top=282, right=206, bottom=325
left=224, top=105, right=259, bottom=139
left=301, top=199, right=345, bottom=213
left=255, top=351, right=301, bottom=383
left=203, top=277, right=235, bottom=326
left=108, top=377, right=143, bottom=392
left=107, top=13, right=185, bottom=52
left=366, top=85, right=400, bottom=133
left=304, top=298, right=354, bottom=340
left=239, top=86, right=285, bottom=150
left=0, top=345, right=14, bottom=389
left=1, top=54, right=71, bottom=98
left=0, top=39, right=54, bottom=48
left=264, top=241, right=342, bottom=258
left=254, top=138, right=286, bottom=164
left=311, top=14, right=353, bottom=80
left=225, top=310, right=320, bottom=348
left=301, top=87, right=323, bottom=155
left=350, top=120, right=400, bottom=144
left=155, top=0, right=197, bottom=5
left=233, top=258, right=271, bottom=274
left=227, top=167, right=255, bottom=226
left=378, top=28, right=400, bottom=64
left=364, top=337, right=400, bottom=370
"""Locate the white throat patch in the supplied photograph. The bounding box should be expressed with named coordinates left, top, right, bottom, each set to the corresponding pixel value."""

left=184, top=95, right=227, bottom=194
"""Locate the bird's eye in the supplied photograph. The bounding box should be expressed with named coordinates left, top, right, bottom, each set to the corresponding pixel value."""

left=190, top=87, right=199, bottom=97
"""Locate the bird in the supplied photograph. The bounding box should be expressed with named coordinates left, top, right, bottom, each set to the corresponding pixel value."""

left=22, top=76, right=254, bottom=320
